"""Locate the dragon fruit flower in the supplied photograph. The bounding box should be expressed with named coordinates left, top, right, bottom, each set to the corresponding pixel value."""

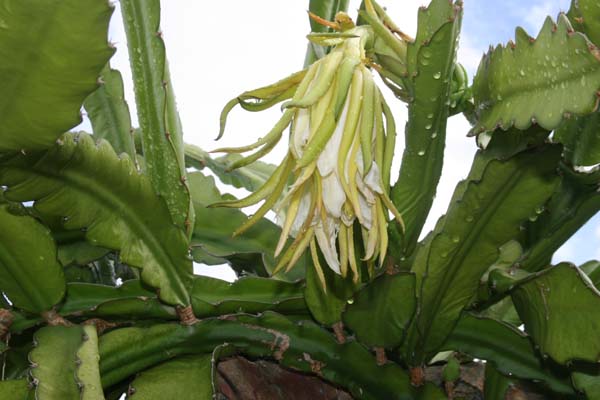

left=212, top=11, right=404, bottom=288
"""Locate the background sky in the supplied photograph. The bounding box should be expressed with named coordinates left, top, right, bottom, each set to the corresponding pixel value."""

left=99, top=0, right=595, bottom=280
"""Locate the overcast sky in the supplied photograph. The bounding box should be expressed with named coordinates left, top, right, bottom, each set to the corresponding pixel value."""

left=101, top=0, right=594, bottom=279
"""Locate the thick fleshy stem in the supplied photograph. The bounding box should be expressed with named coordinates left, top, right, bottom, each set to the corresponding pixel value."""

left=410, top=366, right=425, bottom=387
left=83, top=318, right=119, bottom=335
left=332, top=321, right=346, bottom=344
left=176, top=305, right=198, bottom=325
left=42, top=309, right=71, bottom=327
left=374, top=347, right=387, bottom=366
left=0, top=309, right=13, bottom=340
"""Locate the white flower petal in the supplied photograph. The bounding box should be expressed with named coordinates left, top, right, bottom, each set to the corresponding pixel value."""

left=315, top=219, right=341, bottom=274
left=317, top=95, right=349, bottom=176
left=291, top=108, right=310, bottom=158
left=357, top=194, right=373, bottom=229
left=356, top=173, right=376, bottom=205
left=355, top=148, right=364, bottom=176
left=321, top=173, right=345, bottom=219
left=290, top=192, right=312, bottom=236
left=365, top=162, right=383, bottom=194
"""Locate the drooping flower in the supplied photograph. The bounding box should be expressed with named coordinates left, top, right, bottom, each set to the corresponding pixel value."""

left=212, top=10, right=405, bottom=288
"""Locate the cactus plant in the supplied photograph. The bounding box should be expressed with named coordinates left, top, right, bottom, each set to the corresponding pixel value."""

left=1, top=0, right=600, bottom=399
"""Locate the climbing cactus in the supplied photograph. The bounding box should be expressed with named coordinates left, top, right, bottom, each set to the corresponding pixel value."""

left=1, top=0, right=600, bottom=399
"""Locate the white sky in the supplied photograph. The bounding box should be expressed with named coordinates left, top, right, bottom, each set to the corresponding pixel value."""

left=100, top=1, right=595, bottom=279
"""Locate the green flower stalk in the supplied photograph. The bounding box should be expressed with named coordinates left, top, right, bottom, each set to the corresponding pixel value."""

left=213, top=10, right=405, bottom=287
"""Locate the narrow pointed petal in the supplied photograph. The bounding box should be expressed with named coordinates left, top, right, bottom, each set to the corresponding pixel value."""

left=286, top=226, right=316, bottom=272
left=315, top=219, right=341, bottom=274
left=363, top=205, right=379, bottom=260
left=364, top=162, right=384, bottom=194
left=338, top=225, right=349, bottom=277
left=356, top=171, right=377, bottom=205
left=212, top=110, right=293, bottom=154
left=357, top=193, right=373, bottom=229
left=274, top=189, right=304, bottom=256
left=284, top=50, right=343, bottom=109
left=209, top=156, right=292, bottom=209
left=338, top=69, right=364, bottom=198
left=359, top=67, right=375, bottom=173
left=381, top=96, right=396, bottom=188
left=310, top=239, right=328, bottom=292
left=376, top=199, right=388, bottom=266
left=347, top=224, right=360, bottom=283
left=290, top=192, right=313, bottom=236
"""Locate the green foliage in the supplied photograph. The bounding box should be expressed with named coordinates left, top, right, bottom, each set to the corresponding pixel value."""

left=0, top=133, right=193, bottom=307
left=2, top=0, right=600, bottom=398
left=568, top=0, right=600, bottom=46
left=190, top=276, right=307, bottom=317
left=128, top=355, right=214, bottom=399
left=472, top=15, right=600, bottom=134
left=29, top=325, right=103, bottom=400
left=0, top=205, right=65, bottom=313
left=0, top=0, right=114, bottom=152
left=0, top=379, right=28, bottom=400
left=520, top=166, right=600, bottom=272
left=84, top=65, right=136, bottom=160
left=189, top=172, right=304, bottom=280
left=442, top=313, right=574, bottom=394
left=390, top=0, right=463, bottom=258
left=303, top=256, right=349, bottom=325
left=184, top=143, right=275, bottom=192
left=512, top=263, right=600, bottom=364
left=99, top=312, right=444, bottom=399
left=483, top=364, right=515, bottom=400
left=120, top=0, right=193, bottom=234
left=405, top=145, right=561, bottom=364
left=343, top=273, right=416, bottom=347
left=554, top=111, right=600, bottom=166
left=573, top=369, right=600, bottom=400
left=77, top=325, right=105, bottom=400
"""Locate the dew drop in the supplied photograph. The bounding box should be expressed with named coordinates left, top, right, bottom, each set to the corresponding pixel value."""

left=452, top=236, right=460, bottom=243
left=425, top=123, right=432, bottom=130
left=519, top=69, right=525, bottom=77
left=465, top=215, right=474, bottom=222
left=433, top=72, right=441, bottom=79
left=430, top=132, right=438, bottom=139
left=418, top=150, right=426, bottom=156
left=347, top=299, right=354, bottom=305
left=535, top=205, right=544, bottom=214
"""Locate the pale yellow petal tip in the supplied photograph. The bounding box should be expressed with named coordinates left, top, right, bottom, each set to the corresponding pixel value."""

left=310, top=240, right=328, bottom=293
